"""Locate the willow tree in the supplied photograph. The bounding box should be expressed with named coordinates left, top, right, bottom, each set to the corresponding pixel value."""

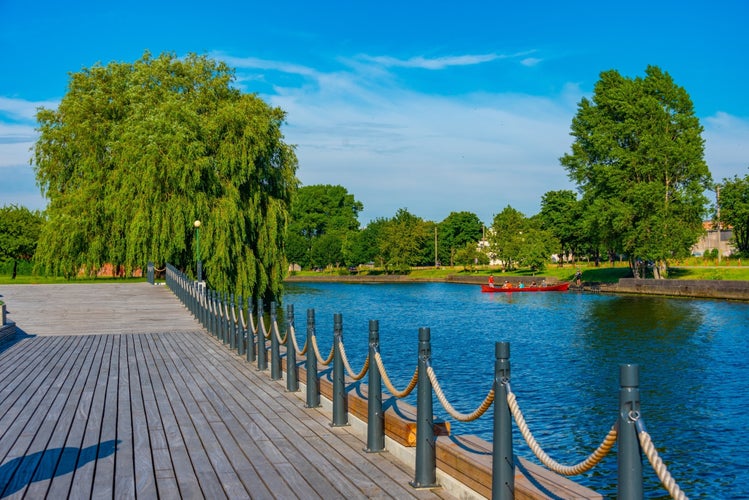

left=33, top=52, right=298, bottom=300
left=560, top=66, right=711, bottom=278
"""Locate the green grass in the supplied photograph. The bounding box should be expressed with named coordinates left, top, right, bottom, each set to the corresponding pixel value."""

left=291, top=259, right=749, bottom=284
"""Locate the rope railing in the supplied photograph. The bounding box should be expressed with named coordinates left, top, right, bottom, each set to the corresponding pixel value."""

left=506, top=384, right=618, bottom=475
left=373, top=351, right=418, bottom=398
left=338, top=342, right=369, bottom=381
left=310, top=333, right=335, bottom=366
left=162, top=263, right=691, bottom=499
left=634, top=415, right=689, bottom=500
left=426, top=363, right=494, bottom=422
left=288, top=325, right=308, bottom=356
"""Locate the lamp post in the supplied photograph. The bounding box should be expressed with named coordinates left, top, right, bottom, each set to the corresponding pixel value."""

left=194, top=219, right=202, bottom=282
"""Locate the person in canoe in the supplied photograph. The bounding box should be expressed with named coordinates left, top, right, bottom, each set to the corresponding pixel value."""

left=488, top=275, right=495, bottom=288
left=501, top=280, right=512, bottom=289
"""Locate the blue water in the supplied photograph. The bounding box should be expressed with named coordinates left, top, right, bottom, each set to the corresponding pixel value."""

left=283, top=282, right=749, bottom=498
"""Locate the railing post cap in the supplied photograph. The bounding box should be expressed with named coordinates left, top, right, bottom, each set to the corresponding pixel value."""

left=418, top=327, right=430, bottom=341
left=495, top=341, right=510, bottom=359
left=619, top=364, right=639, bottom=387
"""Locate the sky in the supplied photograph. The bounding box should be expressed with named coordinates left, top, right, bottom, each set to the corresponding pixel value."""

left=1, top=1, right=748, bottom=226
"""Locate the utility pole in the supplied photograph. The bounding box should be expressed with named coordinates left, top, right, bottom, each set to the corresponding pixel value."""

left=716, top=184, right=721, bottom=264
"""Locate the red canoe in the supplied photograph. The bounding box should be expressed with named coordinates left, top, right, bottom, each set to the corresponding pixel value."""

left=481, top=282, right=570, bottom=293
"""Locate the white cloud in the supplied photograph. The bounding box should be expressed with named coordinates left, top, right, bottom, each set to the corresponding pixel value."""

left=359, top=53, right=501, bottom=70
left=0, top=96, right=58, bottom=121
left=703, top=112, right=749, bottom=182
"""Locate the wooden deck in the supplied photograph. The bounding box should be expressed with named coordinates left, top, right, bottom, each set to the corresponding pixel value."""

left=0, top=284, right=455, bottom=499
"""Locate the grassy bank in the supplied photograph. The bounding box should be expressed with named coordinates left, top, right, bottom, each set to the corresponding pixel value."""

left=291, top=259, right=749, bottom=284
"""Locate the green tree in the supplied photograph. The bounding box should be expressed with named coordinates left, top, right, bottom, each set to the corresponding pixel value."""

left=560, top=66, right=711, bottom=278
left=717, top=173, right=749, bottom=255
left=0, top=205, right=44, bottom=279
left=379, top=209, right=430, bottom=273
left=310, top=233, right=344, bottom=269
left=33, top=52, right=298, bottom=300
left=539, top=190, right=582, bottom=263
left=516, top=216, right=558, bottom=272
left=349, top=218, right=387, bottom=267
left=453, top=241, right=489, bottom=270
left=287, top=184, right=362, bottom=269
left=488, top=206, right=526, bottom=270
left=438, top=211, right=483, bottom=266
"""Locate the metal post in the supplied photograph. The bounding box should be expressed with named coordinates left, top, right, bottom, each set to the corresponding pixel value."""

left=257, top=298, right=267, bottom=371
left=147, top=261, right=154, bottom=284
left=410, top=327, right=438, bottom=489
left=270, top=302, right=281, bottom=380
left=221, top=293, right=229, bottom=345
left=492, top=341, right=514, bottom=499
left=229, top=294, right=237, bottom=350
left=365, top=320, right=384, bottom=452
left=237, top=295, right=245, bottom=356
left=305, top=309, right=320, bottom=408
left=246, top=296, right=255, bottom=362
left=331, top=313, right=348, bottom=426
left=618, top=364, right=643, bottom=499
left=286, top=304, right=298, bottom=392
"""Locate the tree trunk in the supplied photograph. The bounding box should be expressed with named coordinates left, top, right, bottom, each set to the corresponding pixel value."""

left=12, top=259, right=17, bottom=280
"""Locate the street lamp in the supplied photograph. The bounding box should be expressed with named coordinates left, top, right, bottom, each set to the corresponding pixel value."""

left=194, top=220, right=202, bottom=282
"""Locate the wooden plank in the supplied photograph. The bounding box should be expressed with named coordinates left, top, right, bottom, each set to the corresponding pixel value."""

left=68, top=333, right=115, bottom=498
left=45, top=334, right=109, bottom=498
left=141, top=334, right=202, bottom=498
left=90, top=333, right=121, bottom=498
left=0, top=335, right=88, bottom=497
left=126, top=334, right=158, bottom=498
left=179, top=331, right=442, bottom=500
left=132, top=333, right=181, bottom=499
left=141, top=333, right=223, bottom=499
left=22, top=335, right=102, bottom=499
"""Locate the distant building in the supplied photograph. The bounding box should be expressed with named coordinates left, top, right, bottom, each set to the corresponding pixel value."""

left=691, top=221, right=734, bottom=257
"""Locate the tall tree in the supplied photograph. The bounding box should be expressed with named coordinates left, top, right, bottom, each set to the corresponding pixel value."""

left=438, top=211, right=483, bottom=266
left=287, top=184, right=362, bottom=269
left=33, top=52, right=298, bottom=300
left=560, top=66, right=711, bottom=278
left=0, top=205, right=44, bottom=279
left=717, top=173, right=749, bottom=255
left=539, top=190, right=582, bottom=262
left=488, top=206, right=526, bottom=271
left=379, top=208, right=430, bottom=272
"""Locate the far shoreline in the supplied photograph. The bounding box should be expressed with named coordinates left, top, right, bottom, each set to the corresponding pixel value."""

left=285, top=273, right=749, bottom=301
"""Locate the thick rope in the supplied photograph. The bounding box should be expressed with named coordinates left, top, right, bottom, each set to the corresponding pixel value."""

left=288, top=325, right=308, bottom=356
left=373, top=351, right=418, bottom=398
left=426, top=364, right=494, bottom=422
left=259, top=315, right=271, bottom=340
left=338, top=342, right=370, bottom=381
left=311, top=334, right=335, bottom=366
left=273, top=319, right=287, bottom=344
left=507, top=386, right=617, bottom=476
left=636, top=425, right=689, bottom=500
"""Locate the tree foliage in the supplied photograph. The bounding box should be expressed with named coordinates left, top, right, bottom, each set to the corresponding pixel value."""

left=437, top=211, right=483, bottom=266
left=560, top=66, right=711, bottom=278
left=539, top=190, right=582, bottom=262
left=379, top=209, right=430, bottom=272
left=718, top=172, right=749, bottom=254
left=286, top=184, right=362, bottom=268
left=33, top=52, right=298, bottom=299
left=0, top=205, right=44, bottom=279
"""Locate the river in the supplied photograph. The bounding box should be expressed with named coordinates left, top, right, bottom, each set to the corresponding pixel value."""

left=282, top=281, right=749, bottom=499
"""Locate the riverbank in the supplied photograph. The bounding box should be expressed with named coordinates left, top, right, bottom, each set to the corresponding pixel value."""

left=285, top=274, right=749, bottom=301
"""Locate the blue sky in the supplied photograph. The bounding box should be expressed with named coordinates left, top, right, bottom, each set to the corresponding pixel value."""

left=1, top=1, right=747, bottom=225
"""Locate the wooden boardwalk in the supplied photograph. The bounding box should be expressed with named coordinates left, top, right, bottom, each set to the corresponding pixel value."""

left=0, top=284, right=456, bottom=499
